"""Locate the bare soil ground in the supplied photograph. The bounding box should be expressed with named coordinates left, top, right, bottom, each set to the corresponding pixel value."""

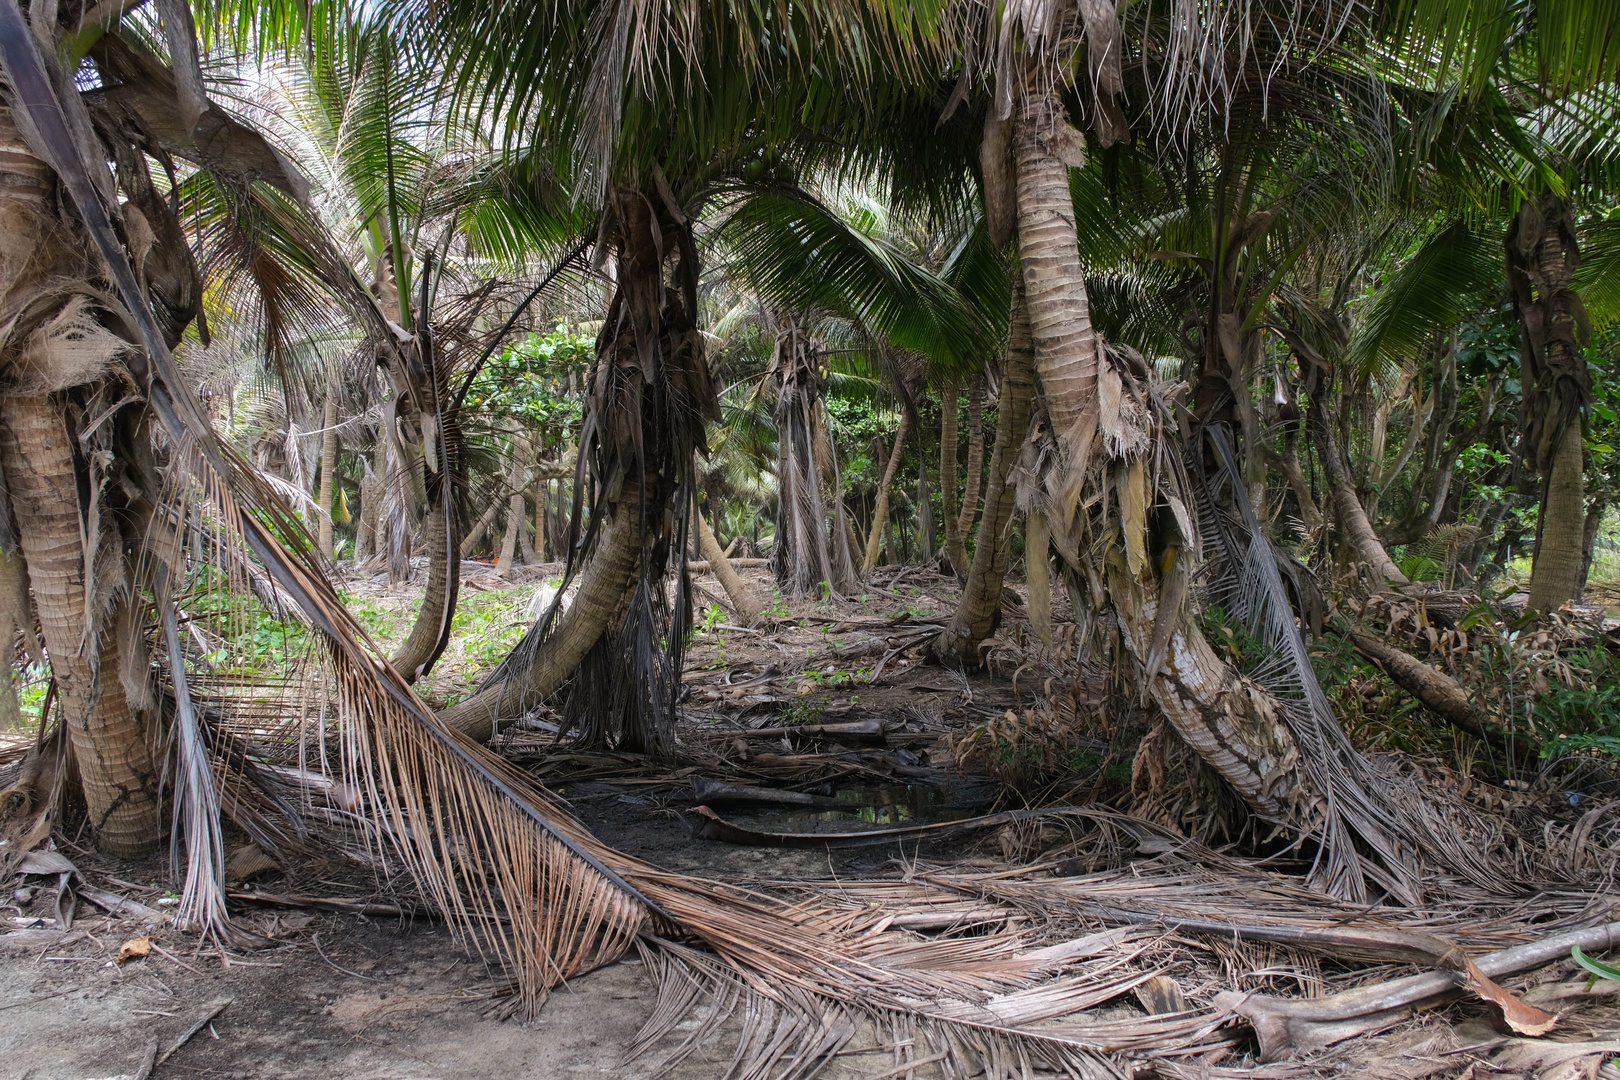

left=2, top=563, right=1035, bottom=1080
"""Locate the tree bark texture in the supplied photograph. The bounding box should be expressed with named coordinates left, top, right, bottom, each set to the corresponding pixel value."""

left=317, top=388, right=338, bottom=560
left=0, top=395, right=162, bottom=856
left=1508, top=192, right=1590, bottom=615
left=388, top=499, right=457, bottom=682
left=496, top=439, right=524, bottom=577
left=1007, top=75, right=1305, bottom=828
left=1527, top=422, right=1585, bottom=615
left=697, top=513, right=761, bottom=621
left=1014, top=94, right=1098, bottom=472
left=958, top=377, right=985, bottom=538
left=1313, top=403, right=1409, bottom=586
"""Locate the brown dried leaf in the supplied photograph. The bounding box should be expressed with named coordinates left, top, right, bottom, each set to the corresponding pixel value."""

left=1464, top=960, right=1558, bottom=1037
left=116, top=936, right=152, bottom=965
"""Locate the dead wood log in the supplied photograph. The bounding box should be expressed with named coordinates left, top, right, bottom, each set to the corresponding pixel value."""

left=1215, top=919, right=1620, bottom=1060
left=1341, top=628, right=1533, bottom=764
left=687, top=558, right=770, bottom=571
left=226, top=890, right=429, bottom=919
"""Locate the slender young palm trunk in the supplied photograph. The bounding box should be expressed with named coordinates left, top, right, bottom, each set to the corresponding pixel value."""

left=356, top=465, right=378, bottom=561
left=0, top=396, right=162, bottom=856
left=958, top=377, right=985, bottom=538
left=861, top=410, right=912, bottom=576
left=317, top=385, right=338, bottom=560
left=698, top=513, right=761, bottom=621
left=1578, top=494, right=1608, bottom=599
left=461, top=496, right=502, bottom=557
left=940, top=383, right=970, bottom=578
left=929, top=286, right=1034, bottom=667
left=1311, top=402, right=1409, bottom=586
left=497, top=439, right=524, bottom=577
left=1527, top=422, right=1585, bottom=614
left=389, top=498, right=458, bottom=682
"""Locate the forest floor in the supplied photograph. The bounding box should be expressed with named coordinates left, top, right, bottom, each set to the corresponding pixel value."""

left=4, top=561, right=1619, bottom=1080
left=0, top=562, right=1043, bottom=1080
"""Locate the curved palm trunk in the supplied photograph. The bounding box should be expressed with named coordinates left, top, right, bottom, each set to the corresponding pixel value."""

left=1009, top=76, right=1322, bottom=829
left=0, top=396, right=161, bottom=857
left=440, top=492, right=642, bottom=738
left=957, top=377, right=985, bottom=538
left=389, top=499, right=458, bottom=682
left=940, top=382, right=970, bottom=578
left=929, top=286, right=1034, bottom=668
left=698, top=513, right=761, bottom=621
left=461, top=496, right=502, bottom=556
left=1527, top=422, right=1585, bottom=614
left=861, top=410, right=912, bottom=576
left=1312, top=407, right=1409, bottom=586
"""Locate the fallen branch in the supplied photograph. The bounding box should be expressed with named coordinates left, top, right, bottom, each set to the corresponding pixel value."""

left=699, top=717, right=885, bottom=742
left=688, top=558, right=770, bottom=572
left=135, top=998, right=232, bottom=1078
left=690, top=778, right=871, bottom=811
left=226, top=890, right=429, bottom=919
left=1215, top=920, right=1620, bottom=1060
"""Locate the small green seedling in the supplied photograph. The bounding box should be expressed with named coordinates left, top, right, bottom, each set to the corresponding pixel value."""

left=1572, top=945, right=1620, bottom=987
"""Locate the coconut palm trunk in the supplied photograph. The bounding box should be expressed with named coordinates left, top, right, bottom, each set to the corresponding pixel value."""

left=1528, top=423, right=1586, bottom=613
left=0, top=101, right=172, bottom=856
left=1310, top=399, right=1409, bottom=586
left=317, top=383, right=339, bottom=560
left=389, top=496, right=458, bottom=682
left=461, top=496, right=502, bottom=556
left=1008, top=74, right=1324, bottom=830
left=928, top=284, right=1034, bottom=667
left=958, top=376, right=985, bottom=537
left=1509, top=192, right=1591, bottom=615
left=0, top=396, right=162, bottom=857
left=771, top=325, right=857, bottom=597
left=439, top=487, right=642, bottom=738
left=939, top=382, right=970, bottom=577
left=861, top=409, right=912, bottom=575
left=496, top=437, right=524, bottom=577
left=440, top=186, right=713, bottom=751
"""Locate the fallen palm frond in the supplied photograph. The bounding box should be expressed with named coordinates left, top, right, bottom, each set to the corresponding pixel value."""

left=2, top=22, right=653, bottom=1011
left=610, top=816, right=1620, bottom=1078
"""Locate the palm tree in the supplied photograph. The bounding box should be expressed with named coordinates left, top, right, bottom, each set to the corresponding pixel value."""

left=1373, top=1, right=1620, bottom=612
left=0, top=4, right=334, bottom=857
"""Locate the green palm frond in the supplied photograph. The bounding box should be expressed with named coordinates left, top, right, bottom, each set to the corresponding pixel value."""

left=1345, top=217, right=1503, bottom=379
left=1577, top=215, right=1620, bottom=333
left=718, top=188, right=988, bottom=368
